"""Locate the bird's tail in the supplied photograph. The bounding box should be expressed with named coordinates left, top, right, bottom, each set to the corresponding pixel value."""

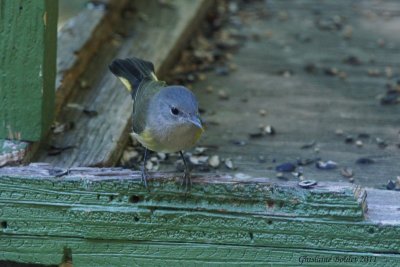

left=109, top=57, right=158, bottom=93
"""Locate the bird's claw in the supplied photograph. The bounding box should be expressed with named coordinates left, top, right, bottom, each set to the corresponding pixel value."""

left=181, top=170, right=192, bottom=192
left=141, top=167, right=149, bottom=190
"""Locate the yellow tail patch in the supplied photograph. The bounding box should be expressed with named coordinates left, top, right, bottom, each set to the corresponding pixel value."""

left=118, top=77, right=133, bottom=92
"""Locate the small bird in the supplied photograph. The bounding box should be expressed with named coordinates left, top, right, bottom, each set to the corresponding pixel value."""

left=109, top=57, right=204, bottom=189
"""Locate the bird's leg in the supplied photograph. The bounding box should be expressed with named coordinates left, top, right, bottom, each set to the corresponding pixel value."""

left=141, top=148, right=149, bottom=189
left=180, top=151, right=191, bottom=191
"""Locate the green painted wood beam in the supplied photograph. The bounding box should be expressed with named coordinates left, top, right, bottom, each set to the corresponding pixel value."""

left=0, top=165, right=399, bottom=266
left=0, top=0, right=58, bottom=141
left=1, top=236, right=399, bottom=267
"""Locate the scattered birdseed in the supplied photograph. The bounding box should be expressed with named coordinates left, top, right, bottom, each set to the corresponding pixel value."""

left=335, top=129, right=344, bottom=136
left=208, top=155, right=220, bottom=168
left=380, top=90, right=400, bottom=105
left=121, top=150, right=137, bottom=165
left=276, top=162, right=296, bottom=172
left=297, top=158, right=317, bottom=166
left=276, top=172, right=289, bottom=181
left=206, top=86, right=214, bottom=93
left=345, top=135, right=354, bottom=143
left=197, top=73, right=207, bottom=81
left=343, top=55, right=362, bottom=65
left=324, top=67, right=339, bottom=76
left=356, top=157, right=374, bottom=164
left=145, top=161, right=153, bottom=171
left=228, top=63, right=238, bottom=71
left=300, top=140, right=316, bottom=149
left=259, top=109, right=267, bottom=116
left=376, top=137, right=388, bottom=148
left=258, top=155, right=266, bottom=163
left=79, top=79, right=90, bottom=89
left=298, top=180, right=317, bottom=188
left=194, top=147, right=208, bottom=154
left=218, top=89, right=229, bottom=100
left=385, top=66, right=393, bottom=78
left=189, top=155, right=209, bottom=165
left=264, top=125, right=276, bottom=135
left=150, top=156, right=158, bottom=163
left=304, top=63, right=317, bottom=73
left=338, top=71, right=347, bottom=79
left=215, top=66, right=230, bottom=76
left=157, top=152, right=167, bottom=160
left=231, top=140, right=247, bottom=146
left=52, top=122, right=75, bottom=134
left=386, top=180, right=396, bottom=190
left=224, top=158, right=234, bottom=169
left=316, top=160, right=338, bottom=170
left=291, top=172, right=303, bottom=178
left=342, top=25, right=353, bottom=39
left=340, top=167, right=354, bottom=178
left=83, top=108, right=98, bottom=117
left=249, top=132, right=264, bottom=139
left=367, top=68, right=381, bottom=77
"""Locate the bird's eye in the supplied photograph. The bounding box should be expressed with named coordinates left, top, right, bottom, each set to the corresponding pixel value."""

left=170, top=107, right=180, bottom=115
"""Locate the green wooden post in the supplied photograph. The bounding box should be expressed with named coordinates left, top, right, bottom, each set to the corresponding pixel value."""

left=0, top=0, right=58, bottom=141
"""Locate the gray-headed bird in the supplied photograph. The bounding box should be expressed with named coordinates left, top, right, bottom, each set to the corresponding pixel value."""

left=109, top=57, right=204, bottom=190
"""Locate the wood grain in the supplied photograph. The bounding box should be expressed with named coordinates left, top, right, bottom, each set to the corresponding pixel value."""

left=34, top=0, right=215, bottom=167
left=185, top=0, right=400, bottom=189
left=0, top=165, right=399, bottom=266
left=56, top=0, right=129, bottom=115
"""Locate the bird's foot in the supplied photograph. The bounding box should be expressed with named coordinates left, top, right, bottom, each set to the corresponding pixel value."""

left=141, top=167, right=149, bottom=190
left=181, top=170, right=192, bottom=192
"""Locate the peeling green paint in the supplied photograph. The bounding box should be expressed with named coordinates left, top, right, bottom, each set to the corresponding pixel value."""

left=0, top=0, right=57, bottom=141
left=0, top=167, right=399, bottom=266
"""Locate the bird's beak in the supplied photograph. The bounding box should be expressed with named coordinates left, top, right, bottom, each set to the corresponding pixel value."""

left=189, top=115, right=204, bottom=132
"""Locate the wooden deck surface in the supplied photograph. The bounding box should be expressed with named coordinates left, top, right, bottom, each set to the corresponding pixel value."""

left=34, top=0, right=214, bottom=167
left=24, top=0, right=400, bottom=189
left=144, top=0, right=400, bottom=189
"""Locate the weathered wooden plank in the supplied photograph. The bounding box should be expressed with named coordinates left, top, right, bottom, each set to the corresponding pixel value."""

left=56, top=0, right=129, bottom=115
left=34, top=0, right=215, bottom=167
left=0, top=165, right=399, bottom=266
left=365, top=188, right=400, bottom=224
left=1, top=236, right=398, bottom=266
left=0, top=0, right=58, bottom=141
left=174, top=0, right=400, bottom=190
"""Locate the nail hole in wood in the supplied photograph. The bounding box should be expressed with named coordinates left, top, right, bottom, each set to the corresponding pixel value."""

left=129, top=195, right=141, bottom=203
left=249, top=232, right=254, bottom=240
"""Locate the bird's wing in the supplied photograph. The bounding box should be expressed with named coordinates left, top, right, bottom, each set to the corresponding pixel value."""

left=131, top=79, right=166, bottom=134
